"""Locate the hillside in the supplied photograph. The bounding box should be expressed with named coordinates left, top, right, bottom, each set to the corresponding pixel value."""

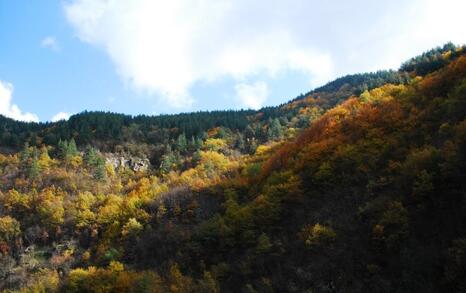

left=0, top=43, right=465, bottom=292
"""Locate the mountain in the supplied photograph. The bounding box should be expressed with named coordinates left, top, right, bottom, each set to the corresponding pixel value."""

left=0, top=43, right=465, bottom=292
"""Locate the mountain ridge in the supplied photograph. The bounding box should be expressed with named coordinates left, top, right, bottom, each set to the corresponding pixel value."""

left=0, top=43, right=465, bottom=292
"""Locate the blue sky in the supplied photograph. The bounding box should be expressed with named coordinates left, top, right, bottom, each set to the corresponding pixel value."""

left=1, top=0, right=465, bottom=122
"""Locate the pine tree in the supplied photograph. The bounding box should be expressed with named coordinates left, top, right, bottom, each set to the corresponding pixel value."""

left=68, top=138, right=78, bottom=156
left=267, top=118, right=283, bottom=140
left=176, top=133, right=188, bottom=153
left=235, top=133, right=245, bottom=151
left=20, top=143, right=31, bottom=162
left=28, top=155, right=41, bottom=179
left=94, top=157, right=106, bottom=181
left=195, top=137, right=204, bottom=149
left=191, top=150, right=202, bottom=166
left=84, top=146, right=99, bottom=166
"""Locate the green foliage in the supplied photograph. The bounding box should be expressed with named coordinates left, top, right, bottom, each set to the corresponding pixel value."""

left=58, top=138, right=79, bottom=163
left=267, top=118, right=283, bottom=140
left=27, top=156, right=41, bottom=179
left=400, top=42, right=465, bottom=75
left=176, top=133, right=188, bottom=153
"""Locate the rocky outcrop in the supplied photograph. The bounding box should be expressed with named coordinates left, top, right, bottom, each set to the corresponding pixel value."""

left=105, top=154, right=150, bottom=172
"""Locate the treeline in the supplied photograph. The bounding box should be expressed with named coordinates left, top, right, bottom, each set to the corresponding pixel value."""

left=0, top=56, right=427, bottom=151
left=0, top=110, right=255, bottom=149
left=401, top=42, right=466, bottom=75
left=4, top=43, right=463, bottom=152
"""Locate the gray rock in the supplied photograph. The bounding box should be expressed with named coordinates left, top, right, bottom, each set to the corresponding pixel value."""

left=105, top=154, right=150, bottom=172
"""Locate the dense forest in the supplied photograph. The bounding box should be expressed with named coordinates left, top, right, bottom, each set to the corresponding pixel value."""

left=0, top=43, right=465, bottom=292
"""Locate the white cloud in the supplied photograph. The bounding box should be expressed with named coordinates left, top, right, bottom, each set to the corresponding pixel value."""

left=64, top=0, right=334, bottom=108
left=63, top=0, right=466, bottom=109
left=345, top=0, right=466, bottom=72
left=0, top=80, right=39, bottom=122
left=51, top=111, right=71, bottom=122
left=41, top=36, right=60, bottom=51
left=235, top=81, right=268, bottom=110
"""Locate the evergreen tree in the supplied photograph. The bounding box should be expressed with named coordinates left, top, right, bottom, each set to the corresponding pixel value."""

left=28, top=157, right=41, bottom=179
left=57, top=139, right=67, bottom=159
left=244, top=125, right=255, bottom=139
left=267, top=118, right=283, bottom=140
left=68, top=138, right=78, bottom=156
left=94, top=157, right=106, bottom=181
left=234, top=133, right=245, bottom=151
left=84, top=145, right=99, bottom=166
left=191, top=150, right=202, bottom=166
left=194, top=136, right=204, bottom=149
left=20, top=143, right=31, bottom=162
left=176, top=133, right=188, bottom=153
left=160, top=146, right=177, bottom=173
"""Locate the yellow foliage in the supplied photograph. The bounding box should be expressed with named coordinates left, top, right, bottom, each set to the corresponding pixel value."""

left=0, top=215, right=21, bottom=241
left=301, top=223, right=336, bottom=248
left=127, top=177, right=168, bottom=205
left=1, top=189, right=30, bottom=213
left=38, top=146, right=55, bottom=170
left=203, top=138, right=227, bottom=152
left=106, top=163, right=115, bottom=177
left=97, top=195, right=123, bottom=225
left=121, top=218, right=143, bottom=237
left=108, top=260, right=125, bottom=272
left=68, top=192, right=97, bottom=229
left=255, top=145, right=272, bottom=156
left=36, top=188, right=65, bottom=228
left=360, top=84, right=406, bottom=104
left=67, top=267, right=93, bottom=291
left=20, top=269, right=60, bottom=293
left=200, top=151, right=229, bottom=172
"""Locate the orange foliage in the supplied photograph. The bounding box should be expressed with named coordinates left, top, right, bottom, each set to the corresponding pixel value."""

left=419, top=55, right=466, bottom=97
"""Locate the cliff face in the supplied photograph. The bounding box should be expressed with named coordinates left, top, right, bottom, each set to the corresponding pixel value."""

left=105, top=154, right=150, bottom=172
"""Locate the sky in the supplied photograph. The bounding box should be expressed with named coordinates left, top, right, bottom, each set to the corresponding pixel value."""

left=0, top=0, right=465, bottom=122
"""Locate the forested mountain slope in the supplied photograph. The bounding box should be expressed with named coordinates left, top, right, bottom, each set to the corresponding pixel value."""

left=0, top=43, right=465, bottom=292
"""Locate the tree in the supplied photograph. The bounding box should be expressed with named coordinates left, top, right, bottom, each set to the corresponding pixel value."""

left=300, top=223, right=336, bottom=248
left=197, top=271, right=220, bottom=293
left=121, top=218, right=143, bottom=238
left=244, top=125, right=255, bottom=139
left=36, top=189, right=65, bottom=231
left=68, top=138, right=78, bottom=156
left=267, top=118, right=283, bottom=140
left=203, top=138, right=227, bottom=152
left=84, top=145, right=99, bottom=166
left=58, top=139, right=79, bottom=163
left=234, top=133, right=245, bottom=151
left=194, top=136, right=204, bottom=150
left=256, top=233, right=272, bottom=254
left=83, top=146, right=106, bottom=180
left=28, top=156, right=41, bottom=179
left=20, top=143, right=31, bottom=162
left=38, top=146, right=53, bottom=170
left=191, top=150, right=202, bottom=166
left=160, top=149, right=178, bottom=174
left=0, top=216, right=21, bottom=242
left=176, top=133, right=188, bottom=153
left=94, top=157, right=107, bottom=181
